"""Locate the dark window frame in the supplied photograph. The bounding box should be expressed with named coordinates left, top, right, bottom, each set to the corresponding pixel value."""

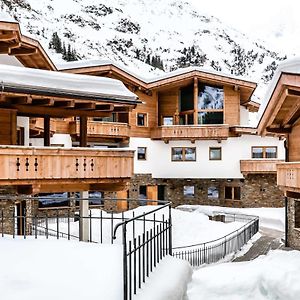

left=137, top=113, right=147, bottom=127
left=224, top=186, right=241, bottom=200
left=251, top=146, right=277, bottom=159
left=209, top=147, right=222, bottom=160
left=137, top=147, right=147, bottom=160
left=171, top=147, right=196, bottom=162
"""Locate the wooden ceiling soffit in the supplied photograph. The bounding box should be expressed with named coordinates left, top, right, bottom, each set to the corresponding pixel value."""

left=95, top=104, right=114, bottom=111
left=0, top=42, right=20, bottom=54
left=32, top=98, right=54, bottom=106
left=9, top=47, right=38, bottom=56
left=0, top=32, right=17, bottom=41
left=282, top=96, right=300, bottom=126
left=6, top=96, right=32, bottom=105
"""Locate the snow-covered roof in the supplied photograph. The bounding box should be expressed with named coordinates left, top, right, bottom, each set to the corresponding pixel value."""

left=258, top=57, right=300, bottom=121
left=58, top=59, right=257, bottom=86
left=0, top=64, right=138, bottom=104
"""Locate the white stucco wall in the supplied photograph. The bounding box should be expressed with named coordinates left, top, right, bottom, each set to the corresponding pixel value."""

left=0, top=54, right=24, bottom=67
left=29, top=134, right=72, bottom=147
left=240, top=106, right=250, bottom=126
left=17, top=116, right=30, bottom=146
left=129, top=135, right=285, bottom=179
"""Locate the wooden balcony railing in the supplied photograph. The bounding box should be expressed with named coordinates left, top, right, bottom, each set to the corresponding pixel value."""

left=151, top=125, right=230, bottom=141
left=70, top=121, right=130, bottom=139
left=277, top=162, right=300, bottom=193
left=0, top=146, right=134, bottom=193
left=29, top=118, right=71, bottom=135
left=240, top=159, right=284, bottom=175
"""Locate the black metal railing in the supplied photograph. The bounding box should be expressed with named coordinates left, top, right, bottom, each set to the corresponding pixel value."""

left=113, top=202, right=172, bottom=300
left=0, top=197, right=172, bottom=300
left=172, top=213, right=259, bottom=267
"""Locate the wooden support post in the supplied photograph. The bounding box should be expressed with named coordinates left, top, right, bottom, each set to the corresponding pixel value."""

left=193, top=77, right=198, bottom=125
left=147, top=185, right=158, bottom=205
left=44, top=115, right=50, bottom=146
left=79, top=191, right=89, bottom=242
left=79, top=116, right=87, bottom=147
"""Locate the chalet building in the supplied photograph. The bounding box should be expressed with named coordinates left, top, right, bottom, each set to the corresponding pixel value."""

left=258, top=58, right=300, bottom=250
left=59, top=60, right=285, bottom=209
left=0, top=21, right=139, bottom=233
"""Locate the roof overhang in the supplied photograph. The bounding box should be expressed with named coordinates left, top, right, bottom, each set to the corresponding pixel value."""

left=0, top=21, right=56, bottom=70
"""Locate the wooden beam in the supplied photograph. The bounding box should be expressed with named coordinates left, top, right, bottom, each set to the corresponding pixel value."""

left=9, top=48, right=38, bottom=56
left=266, top=126, right=291, bottom=134
left=193, top=77, right=198, bottom=125
left=74, top=102, right=96, bottom=110
left=6, top=104, right=112, bottom=118
left=79, top=116, right=87, bottom=147
left=113, top=107, right=130, bottom=113
left=44, top=116, right=50, bottom=146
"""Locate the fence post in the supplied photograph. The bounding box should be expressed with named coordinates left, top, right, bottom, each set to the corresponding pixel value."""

left=168, top=205, right=172, bottom=255
left=123, top=223, right=128, bottom=300
left=79, top=196, right=89, bottom=242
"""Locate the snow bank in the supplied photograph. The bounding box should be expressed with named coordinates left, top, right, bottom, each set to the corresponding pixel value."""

left=178, top=205, right=285, bottom=232
left=0, top=237, right=123, bottom=300
left=135, top=256, right=192, bottom=300
left=48, top=206, right=244, bottom=248
left=188, top=250, right=300, bottom=300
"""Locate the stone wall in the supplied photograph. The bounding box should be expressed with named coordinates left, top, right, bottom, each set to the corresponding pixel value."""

left=127, top=173, right=284, bottom=208
left=287, top=198, right=300, bottom=250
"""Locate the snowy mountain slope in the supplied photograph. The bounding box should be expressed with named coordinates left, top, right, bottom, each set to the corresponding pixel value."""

left=0, top=0, right=288, bottom=99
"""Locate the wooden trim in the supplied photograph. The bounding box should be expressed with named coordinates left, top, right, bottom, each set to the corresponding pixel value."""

left=209, top=147, right=222, bottom=160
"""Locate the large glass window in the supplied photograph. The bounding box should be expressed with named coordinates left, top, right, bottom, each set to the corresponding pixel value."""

left=172, top=147, right=196, bottom=161
left=198, top=84, right=224, bottom=125
left=180, top=85, right=194, bottom=112
left=251, top=147, right=277, bottom=159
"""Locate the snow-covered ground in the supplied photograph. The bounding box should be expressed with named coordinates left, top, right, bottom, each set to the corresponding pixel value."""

left=46, top=206, right=245, bottom=248
left=0, top=237, right=123, bottom=300
left=187, top=250, right=300, bottom=300
left=178, top=205, right=285, bottom=232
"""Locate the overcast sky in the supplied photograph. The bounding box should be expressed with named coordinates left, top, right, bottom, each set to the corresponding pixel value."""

left=189, top=0, right=299, bottom=55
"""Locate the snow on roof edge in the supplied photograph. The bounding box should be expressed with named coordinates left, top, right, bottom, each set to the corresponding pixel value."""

left=0, top=64, right=138, bottom=103
left=58, top=59, right=257, bottom=86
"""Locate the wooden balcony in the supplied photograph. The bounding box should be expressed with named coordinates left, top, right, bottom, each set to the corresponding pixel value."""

left=70, top=121, right=130, bottom=140
left=29, top=118, right=70, bottom=137
left=0, top=146, right=134, bottom=194
left=277, top=162, right=300, bottom=193
left=240, top=159, right=284, bottom=175
left=151, top=125, right=230, bottom=141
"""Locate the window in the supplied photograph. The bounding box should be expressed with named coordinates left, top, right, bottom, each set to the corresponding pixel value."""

left=208, top=187, right=219, bottom=199
left=225, top=186, right=241, bottom=200
left=162, top=116, right=174, bottom=125
left=209, top=147, right=222, bottom=160
left=139, top=186, right=147, bottom=206
left=251, top=146, right=277, bottom=159
left=198, top=84, right=224, bottom=124
left=137, top=147, right=147, bottom=160
left=184, top=186, right=195, bottom=197
left=172, top=147, right=196, bottom=161
left=137, top=113, right=147, bottom=126
left=180, top=85, right=194, bottom=112
left=295, top=200, right=300, bottom=229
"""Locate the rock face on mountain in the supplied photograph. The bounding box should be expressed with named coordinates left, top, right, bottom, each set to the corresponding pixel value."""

left=0, top=0, right=287, bottom=87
